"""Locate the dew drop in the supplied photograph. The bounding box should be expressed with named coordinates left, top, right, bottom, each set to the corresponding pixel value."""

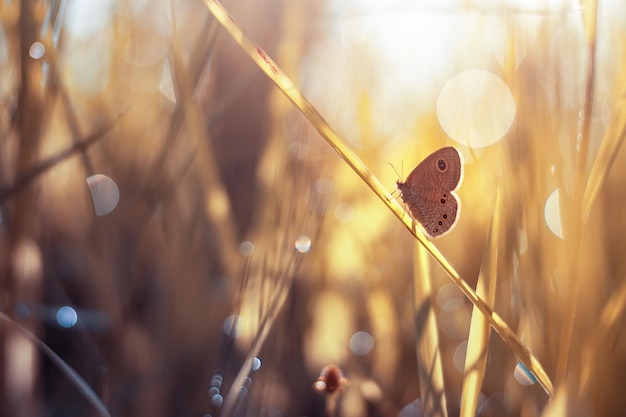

left=252, top=357, right=262, bottom=372
left=294, top=236, right=311, bottom=253
left=56, top=306, right=78, bottom=328
left=211, top=373, right=223, bottom=385
left=211, top=394, right=223, bottom=407
left=210, top=373, right=223, bottom=388
left=514, top=361, right=537, bottom=385
left=29, top=42, right=45, bottom=59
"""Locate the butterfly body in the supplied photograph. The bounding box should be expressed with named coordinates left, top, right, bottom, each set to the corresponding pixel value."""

left=396, top=147, right=463, bottom=238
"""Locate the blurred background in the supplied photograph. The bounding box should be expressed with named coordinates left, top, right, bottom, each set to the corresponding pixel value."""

left=1, top=0, right=625, bottom=416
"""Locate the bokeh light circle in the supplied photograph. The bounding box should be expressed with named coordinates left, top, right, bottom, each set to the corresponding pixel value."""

left=436, top=283, right=465, bottom=312
left=514, top=361, right=537, bottom=386
left=453, top=340, right=468, bottom=373
left=223, top=315, right=243, bottom=338
left=437, top=70, right=515, bottom=148
left=56, top=306, right=78, bottom=328
left=398, top=399, right=424, bottom=417
left=349, top=331, right=374, bottom=355
left=305, top=178, right=340, bottom=215
left=29, top=42, right=45, bottom=59
left=238, top=241, right=255, bottom=257
left=86, top=174, right=120, bottom=216
left=294, top=236, right=312, bottom=253
left=252, top=357, right=262, bottom=372
left=544, top=189, right=564, bottom=239
left=211, top=374, right=223, bottom=388
left=211, top=394, right=223, bottom=407
left=438, top=308, right=470, bottom=340
left=334, top=202, right=355, bottom=223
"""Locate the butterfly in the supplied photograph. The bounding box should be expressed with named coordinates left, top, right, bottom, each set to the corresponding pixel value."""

left=396, top=147, right=463, bottom=238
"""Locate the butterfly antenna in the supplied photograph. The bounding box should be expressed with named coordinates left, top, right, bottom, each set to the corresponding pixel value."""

left=387, top=162, right=403, bottom=198
left=387, top=162, right=402, bottom=181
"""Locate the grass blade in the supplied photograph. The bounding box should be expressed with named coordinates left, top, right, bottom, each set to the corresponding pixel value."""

left=0, top=110, right=128, bottom=204
left=414, top=244, right=448, bottom=417
left=582, top=84, right=626, bottom=220
left=555, top=0, right=599, bottom=384
left=459, top=188, right=502, bottom=417
left=0, top=311, right=110, bottom=417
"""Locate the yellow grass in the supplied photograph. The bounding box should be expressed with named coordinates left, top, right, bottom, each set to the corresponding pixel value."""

left=2, top=1, right=626, bottom=416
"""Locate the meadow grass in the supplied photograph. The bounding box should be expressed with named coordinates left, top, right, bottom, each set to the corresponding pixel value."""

left=1, top=1, right=625, bottom=417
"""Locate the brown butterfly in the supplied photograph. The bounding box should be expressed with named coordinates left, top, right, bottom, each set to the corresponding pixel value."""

left=396, top=147, right=463, bottom=238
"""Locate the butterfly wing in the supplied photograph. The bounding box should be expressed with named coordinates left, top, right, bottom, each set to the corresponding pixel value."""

left=397, top=147, right=463, bottom=237
left=408, top=147, right=462, bottom=191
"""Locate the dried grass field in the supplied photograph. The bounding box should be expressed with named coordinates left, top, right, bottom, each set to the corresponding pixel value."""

left=1, top=1, right=625, bottom=416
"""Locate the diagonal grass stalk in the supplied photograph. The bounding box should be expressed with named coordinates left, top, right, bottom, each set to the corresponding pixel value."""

left=0, top=312, right=110, bottom=417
